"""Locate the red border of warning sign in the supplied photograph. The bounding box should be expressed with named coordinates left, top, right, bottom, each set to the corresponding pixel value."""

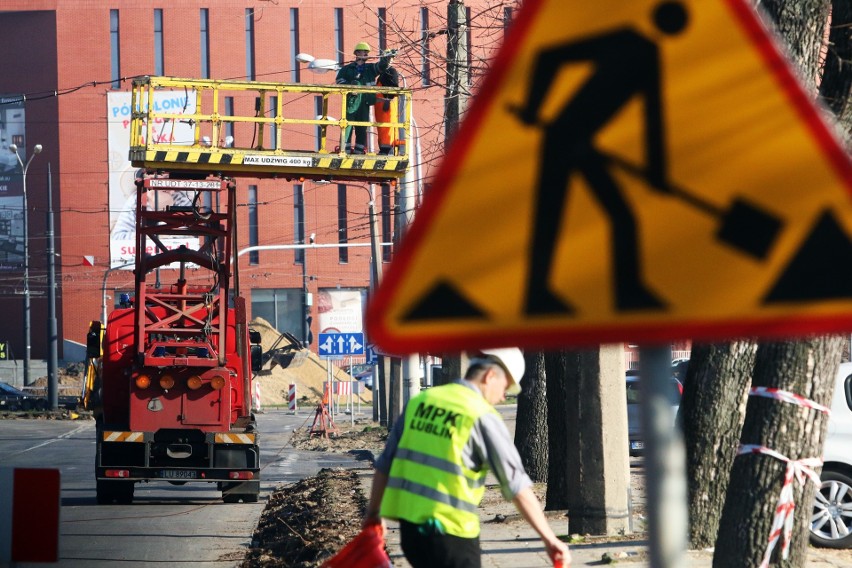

left=366, top=0, right=852, bottom=354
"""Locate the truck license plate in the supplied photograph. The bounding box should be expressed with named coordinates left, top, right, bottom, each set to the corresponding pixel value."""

left=160, top=469, right=197, bottom=479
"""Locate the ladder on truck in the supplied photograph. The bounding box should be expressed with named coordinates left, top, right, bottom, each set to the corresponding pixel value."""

left=129, top=75, right=412, bottom=183
left=133, top=174, right=243, bottom=371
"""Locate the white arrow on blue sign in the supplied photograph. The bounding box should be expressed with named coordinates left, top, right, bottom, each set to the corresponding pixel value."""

left=318, top=332, right=366, bottom=358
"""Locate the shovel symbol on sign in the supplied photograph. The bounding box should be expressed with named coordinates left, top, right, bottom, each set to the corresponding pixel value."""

left=606, top=153, right=783, bottom=260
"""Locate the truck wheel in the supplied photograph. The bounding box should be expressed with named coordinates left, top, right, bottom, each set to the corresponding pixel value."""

left=97, top=480, right=135, bottom=505
left=223, top=492, right=259, bottom=503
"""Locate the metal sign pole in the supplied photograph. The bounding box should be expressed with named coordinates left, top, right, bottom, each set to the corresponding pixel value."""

left=639, top=345, right=687, bottom=568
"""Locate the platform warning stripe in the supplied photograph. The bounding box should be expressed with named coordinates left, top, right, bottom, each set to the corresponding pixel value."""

left=143, top=150, right=407, bottom=170
left=214, top=433, right=256, bottom=444
left=103, top=431, right=144, bottom=442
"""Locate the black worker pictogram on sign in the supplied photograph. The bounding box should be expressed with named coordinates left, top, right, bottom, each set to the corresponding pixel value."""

left=366, top=0, right=852, bottom=354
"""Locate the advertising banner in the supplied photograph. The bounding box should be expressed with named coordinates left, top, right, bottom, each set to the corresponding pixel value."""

left=317, top=288, right=366, bottom=334
left=0, top=96, right=26, bottom=269
left=107, top=91, right=199, bottom=268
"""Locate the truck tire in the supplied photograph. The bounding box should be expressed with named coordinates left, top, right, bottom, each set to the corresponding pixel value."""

left=97, top=480, right=135, bottom=505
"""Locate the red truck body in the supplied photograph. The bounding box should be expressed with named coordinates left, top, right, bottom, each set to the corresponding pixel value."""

left=91, top=174, right=260, bottom=504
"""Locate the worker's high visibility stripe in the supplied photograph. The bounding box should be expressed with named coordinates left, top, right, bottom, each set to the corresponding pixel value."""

left=103, top=431, right=144, bottom=443
left=394, top=448, right=486, bottom=488
left=214, top=433, right=256, bottom=444
left=386, top=477, right=478, bottom=514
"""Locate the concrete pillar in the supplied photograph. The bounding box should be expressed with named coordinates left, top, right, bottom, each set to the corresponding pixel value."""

left=387, top=358, right=404, bottom=428
left=567, top=344, right=631, bottom=535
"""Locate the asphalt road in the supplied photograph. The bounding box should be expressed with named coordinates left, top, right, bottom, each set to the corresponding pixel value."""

left=0, top=410, right=369, bottom=567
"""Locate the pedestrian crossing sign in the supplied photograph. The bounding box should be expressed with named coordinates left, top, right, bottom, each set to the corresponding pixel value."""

left=366, top=0, right=852, bottom=353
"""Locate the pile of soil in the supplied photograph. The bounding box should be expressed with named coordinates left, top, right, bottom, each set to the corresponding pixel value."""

left=289, top=420, right=389, bottom=455
left=243, top=468, right=367, bottom=568
left=250, top=317, right=373, bottom=409
left=27, top=361, right=86, bottom=396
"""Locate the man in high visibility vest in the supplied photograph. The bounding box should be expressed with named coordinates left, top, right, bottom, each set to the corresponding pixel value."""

left=363, top=348, right=570, bottom=567
left=335, top=42, right=396, bottom=154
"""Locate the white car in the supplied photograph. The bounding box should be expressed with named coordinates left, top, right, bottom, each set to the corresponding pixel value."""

left=811, top=361, right=852, bottom=548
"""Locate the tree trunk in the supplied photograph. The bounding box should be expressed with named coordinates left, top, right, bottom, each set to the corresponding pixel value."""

left=515, top=350, right=548, bottom=481
left=545, top=349, right=577, bottom=510
left=818, top=0, right=852, bottom=143
left=714, top=337, right=843, bottom=567
left=681, top=341, right=757, bottom=549
left=758, top=0, right=831, bottom=92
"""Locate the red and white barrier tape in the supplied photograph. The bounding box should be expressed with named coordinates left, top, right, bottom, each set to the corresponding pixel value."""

left=742, top=388, right=829, bottom=567
left=737, top=444, right=821, bottom=568
left=749, top=386, right=831, bottom=415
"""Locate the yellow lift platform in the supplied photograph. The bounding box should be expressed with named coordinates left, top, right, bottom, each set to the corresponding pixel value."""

left=129, top=75, right=411, bottom=183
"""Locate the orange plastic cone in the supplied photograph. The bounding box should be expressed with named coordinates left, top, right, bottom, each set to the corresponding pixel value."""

left=321, top=523, right=391, bottom=568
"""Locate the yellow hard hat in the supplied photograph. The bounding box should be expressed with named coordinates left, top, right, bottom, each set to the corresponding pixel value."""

left=354, top=41, right=371, bottom=53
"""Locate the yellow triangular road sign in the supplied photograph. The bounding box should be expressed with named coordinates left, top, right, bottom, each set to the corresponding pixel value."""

left=366, top=0, right=852, bottom=353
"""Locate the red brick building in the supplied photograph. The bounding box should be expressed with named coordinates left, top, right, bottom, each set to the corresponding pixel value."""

left=0, top=1, right=513, bottom=363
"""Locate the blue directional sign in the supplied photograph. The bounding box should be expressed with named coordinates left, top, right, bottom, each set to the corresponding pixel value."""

left=365, top=345, right=377, bottom=365
left=317, top=332, right=365, bottom=358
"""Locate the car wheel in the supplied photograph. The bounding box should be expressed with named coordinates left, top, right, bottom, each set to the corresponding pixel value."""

left=811, top=468, right=852, bottom=548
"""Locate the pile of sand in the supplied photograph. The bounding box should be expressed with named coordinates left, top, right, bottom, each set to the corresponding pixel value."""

left=250, top=317, right=373, bottom=409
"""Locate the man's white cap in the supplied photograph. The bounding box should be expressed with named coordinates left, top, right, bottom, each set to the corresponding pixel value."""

left=475, top=348, right=525, bottom=395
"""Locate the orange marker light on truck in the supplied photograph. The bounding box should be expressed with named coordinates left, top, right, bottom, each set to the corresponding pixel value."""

left=210, top=375, right=226, bottom=390
left=135, top=374, right=151, bottom=389
left=187, top=375, right=203, bottom=390
left=159, top=374, right=175, bottom=390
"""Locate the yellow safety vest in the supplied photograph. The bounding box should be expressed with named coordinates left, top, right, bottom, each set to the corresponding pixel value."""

left=380, top=383, right=496, bottom=538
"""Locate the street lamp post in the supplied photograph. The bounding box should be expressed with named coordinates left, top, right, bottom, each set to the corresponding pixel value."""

left=9, top=143, right=42, bottom=387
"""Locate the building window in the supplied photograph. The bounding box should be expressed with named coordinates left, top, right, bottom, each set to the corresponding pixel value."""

left=110, top=10, right=121, bottom=89
left=251, top=289, right=303, bottom=338
left=154, top=9, right=164, bottom=75
left=248, top=185, right=259, bottom=265
left=381, top=183, right=392, bottom=262
left=334, top=8, right=344, bottom=65
left=337, top=185, right=348, bottom=263
left=200, top=9, right=210, bottom=78
left=420, top=8, right=431, bottom=86
left=466, top=7, right=473, bottom=85
left=294, top=184, right=305, bottom=264
left=378, top=8, right=387, bottom=51
left=268, top=95, right=278, bottom=150
left=224, top=96, right=234, bottom=142
left=245, top=8, right=256, bottom=80
left=315, top=95, right=324, bottom=151
left=503, top=7, right=513, bottom=36
left=290, top=8, right=300, bottom=83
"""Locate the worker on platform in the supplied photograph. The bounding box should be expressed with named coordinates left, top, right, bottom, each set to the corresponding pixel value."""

left=363, top=348, right=570, bottom=567
left=374, top=61, right=400, bottom=155
left=335, top=42, right=396, bottom=154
